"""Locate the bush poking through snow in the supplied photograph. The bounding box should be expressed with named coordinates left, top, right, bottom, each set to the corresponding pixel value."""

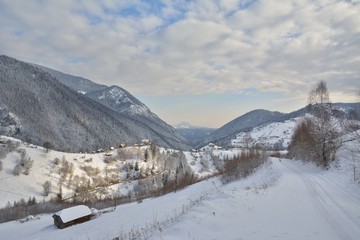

left=54, top=157, right=60, bottom=165
left=0, top=145, right=9, bottom=159
left=13, top=164, right=21, bottom=175
left=82, top=165, right=100, bottom=177
left=104, top=156, right=116, bottom=164
left=12, top=149, right=34, bottom=175
left=6, top=139, right=20, bottom=152
left=221, top=149, right=267, bottom=184
left=59, top=158, right=74, bottom=178
left=43, top=180, right=52, bottom=196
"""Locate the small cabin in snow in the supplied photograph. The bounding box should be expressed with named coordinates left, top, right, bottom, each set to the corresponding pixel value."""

left=52, top=205, right=92, bottom=229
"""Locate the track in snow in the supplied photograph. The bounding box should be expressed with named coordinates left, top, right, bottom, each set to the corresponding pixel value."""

left=282, top=161, right=360, bottom=240
left=154, top=159, right=360, bottom=240
left=0, top=159, right=359, bottom=240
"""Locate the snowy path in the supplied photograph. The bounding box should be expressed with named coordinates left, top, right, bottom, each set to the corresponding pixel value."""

left=152, top=159, right=360, bottom=240
left=281, top=161, right=360, bottom=239
left=0, top=159, right=359, bottom=240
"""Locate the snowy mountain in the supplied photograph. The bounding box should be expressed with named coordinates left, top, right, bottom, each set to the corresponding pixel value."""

left=202, top=104, right=360, bottom=148
left=36, top=63, right=189, bottom=151
left=33, top=64, right=107, bottom=94
left=201, top=109, right=285, bottom=148
left=86, top=86, right=189, bottom=149
left=174, top=121, right=201, bottom=129
left=87, top=85, right=155, bottom=117
left=231, top=117, right=300, bottom=150
left=0, top=94, right=359, bottom=240
left=0, top=55, right=189, bottom=151
left=174, top=122, right=216, bottom=148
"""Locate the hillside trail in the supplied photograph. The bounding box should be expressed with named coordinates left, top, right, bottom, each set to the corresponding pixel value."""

left=154, top=158, right=360, bottom=240
left=0, top=158, right=359, bottom=240
left=280, top=159, right=360, bottom=240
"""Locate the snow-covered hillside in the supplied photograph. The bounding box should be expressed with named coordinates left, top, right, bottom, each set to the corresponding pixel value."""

left=1, top=128, right=359, bottom=240
left=0, top=136, right=243, bottom=208
left=231, top=118, right=299, bottom=149
left=0, top=156, right=359, bottom=240
left=232, top=114, right=358, bottom=150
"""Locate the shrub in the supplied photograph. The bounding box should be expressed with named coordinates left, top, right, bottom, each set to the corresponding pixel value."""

left=43, top=181, right=52, bottom=196
left=60, top=158, right=74, bottom=178
left=288, top=118, right=316, bottom=162
left=6, top=140, right=20, bottom=152
left=104, top=156, right=116, bottom=164
left=23, top=158, right=33, bottom=175
left=82, top=166, right=100, bottom=177
left=54, top=157, right=60, bottom=165
left=221, top=149, right=267, bottom=183
left=13, top=164, right=22, bottom=175
left=0, top=145, right=9, bottom=159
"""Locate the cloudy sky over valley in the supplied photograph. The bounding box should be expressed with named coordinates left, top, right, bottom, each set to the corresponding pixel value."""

left=1, top=0, right=359, bottom=127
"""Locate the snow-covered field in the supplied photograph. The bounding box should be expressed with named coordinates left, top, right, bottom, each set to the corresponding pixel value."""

left=231, top=118, right=299, bottom=149
left=0, top=157, right=359, bottom=240
left=0, top=136, right=243, bottom=208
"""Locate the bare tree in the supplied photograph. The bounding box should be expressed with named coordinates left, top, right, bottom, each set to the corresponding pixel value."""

left=43, top=180, right=52, bottom=196
left=243, top=132, right=253, bottom=149
left=289, top=81, right=341, bottom=168
left=43, top=142, right=53, bottom=153
left=349, top=88, right=360, bottom=141
left=13, top=164, right=21, bottom=175
left=308, top=81, right=341, bottom=168
left=344, top=88, right=360, bottom=182
left=288, top=118, right=316, bottom=162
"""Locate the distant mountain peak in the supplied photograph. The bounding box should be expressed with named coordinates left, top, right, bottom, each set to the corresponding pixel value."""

left=174, top=121, right=210, bottom=129
left=175, top=121, right=195, bottom=129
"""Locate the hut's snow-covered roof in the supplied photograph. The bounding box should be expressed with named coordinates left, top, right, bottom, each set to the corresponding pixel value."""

left=54, top=205, right=91, bottom=223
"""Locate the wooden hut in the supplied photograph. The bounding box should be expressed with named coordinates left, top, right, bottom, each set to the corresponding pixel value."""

left=52, top=205, right=92, bottom=229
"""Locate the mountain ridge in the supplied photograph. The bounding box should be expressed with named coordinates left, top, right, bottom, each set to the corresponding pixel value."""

left=35, top=63, right=189, bottom=149
left=200, top=104, right=360, bottom=148
left=33, top=64, right=107, bottom=94
left=199, top=109, right=285, bottom=147
left=0, top=55, right=189, bottom=151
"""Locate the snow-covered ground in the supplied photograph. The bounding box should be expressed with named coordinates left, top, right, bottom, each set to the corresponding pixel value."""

left=0, top=136, right=241, bottom=208
left=154, top=158, right=360, bottom=240
left=0, top=158, right=359, bottom=240
left=231, top=118, right=299, bottom=149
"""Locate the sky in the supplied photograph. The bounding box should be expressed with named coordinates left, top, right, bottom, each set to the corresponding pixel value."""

left=0, top=0, right=359, bottom=128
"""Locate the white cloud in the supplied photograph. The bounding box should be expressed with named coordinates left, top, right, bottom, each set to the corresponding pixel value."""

left=0, top=0, right=359, bottom=102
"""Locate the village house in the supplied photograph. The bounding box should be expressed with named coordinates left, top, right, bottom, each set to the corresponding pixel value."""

left=52, top=205, right=92, bottom=229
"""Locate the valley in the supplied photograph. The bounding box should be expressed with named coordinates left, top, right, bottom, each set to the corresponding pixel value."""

left=0, top=157, right=358, bottom=240
left=0, top=56, right=359, bottom=240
